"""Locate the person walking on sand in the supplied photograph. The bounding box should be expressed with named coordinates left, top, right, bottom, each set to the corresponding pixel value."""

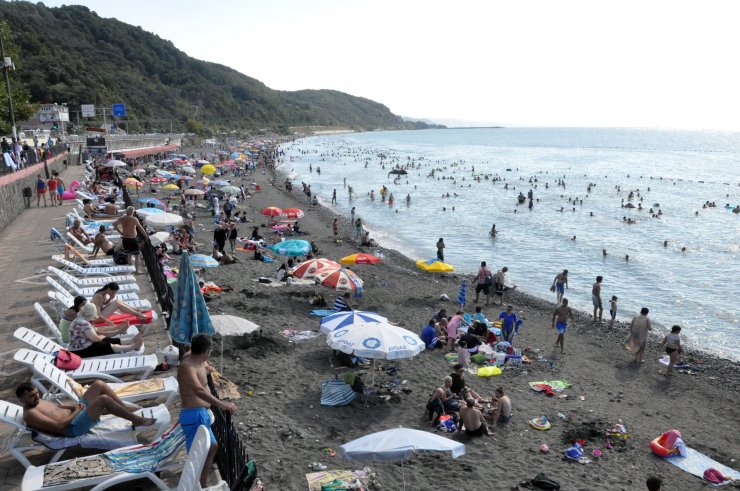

left=332, top=218, right=340, bottom=241
left=625, top=307, right=652, bottom=363
left=592, top=276, right=604, bottom=322
left=178, top=334, right=237, bottom=487
left=436, top=238, right=445, bottom=262
left=658, top=325, right=683, bottom=376
left=608, top=295, right=618, bottom=329
left=552, top=269, right=568, bottom=304
left=473, top=261, right=492, bottom=304
left=551, top=298, right=575, bottom=354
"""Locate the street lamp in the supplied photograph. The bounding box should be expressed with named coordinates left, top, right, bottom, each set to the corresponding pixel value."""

left=0, top=34, right=17, bottom=139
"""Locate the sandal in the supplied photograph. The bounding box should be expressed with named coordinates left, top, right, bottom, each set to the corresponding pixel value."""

left=323, top=447, right=337, bottom=457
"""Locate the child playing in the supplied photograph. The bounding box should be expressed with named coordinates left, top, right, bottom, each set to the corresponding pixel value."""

left=658, top=325, right=683, bottom=376
left=608, top=296, right=618, bottom=329
left=457, top=340, right=471, bottom=367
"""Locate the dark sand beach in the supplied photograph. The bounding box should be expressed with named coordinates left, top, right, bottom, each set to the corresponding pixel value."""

left=190, top=150, right=739, bottom=490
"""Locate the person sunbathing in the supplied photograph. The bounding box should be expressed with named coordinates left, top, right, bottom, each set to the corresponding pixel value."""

left=91, top=226, right=116, bottom=257
left=91, top=282, right=148, bottom=321
left=69, top=303, right=142, bottom=358
left=69, top=219, right=92, bottom=245
left=16, top=381, right=155, bottom=438
left=458, top=398, right=493, bottom=437
left=489, top=387, right=512, bottom=426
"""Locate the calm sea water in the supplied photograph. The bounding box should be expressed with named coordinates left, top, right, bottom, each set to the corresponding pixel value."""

left=279, top=128, right=740, bottom=361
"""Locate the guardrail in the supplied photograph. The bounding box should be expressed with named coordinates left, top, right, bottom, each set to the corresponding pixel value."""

left=1, top=143, right=69, bottom=176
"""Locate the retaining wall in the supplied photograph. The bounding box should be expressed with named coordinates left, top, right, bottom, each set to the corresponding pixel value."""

left=0, top=152, right=69, bottom=233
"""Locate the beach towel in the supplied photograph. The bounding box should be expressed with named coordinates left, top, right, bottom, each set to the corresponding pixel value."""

left=281, top=329, right=321, bottom=342
left=306, top=469, right=370, bottom=491
left=320, top=380, right=357, bottom=406
left=311, top=309, right=337, bottom=317
left=665, top=447, right=740, bottom=485
left=529, top=380, right=571, bottom=392
left=659, top=356, right=691, bottom=369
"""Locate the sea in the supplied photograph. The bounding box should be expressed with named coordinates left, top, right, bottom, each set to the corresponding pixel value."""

left=277, top=128, right=740, bottom=361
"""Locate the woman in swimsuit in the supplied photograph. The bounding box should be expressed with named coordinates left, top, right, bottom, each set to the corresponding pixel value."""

left=91, top=282, right=148, bottom=320
left=658, top=325, right=683, bottom=376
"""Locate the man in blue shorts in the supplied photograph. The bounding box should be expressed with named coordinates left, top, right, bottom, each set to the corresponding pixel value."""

left=178, top=334, right=237, bottom=487
left=17, top=380, right=156, bottom=437
left=551, top=298, right=576, bottom=354
left=552, top=269, right=568, bottom=304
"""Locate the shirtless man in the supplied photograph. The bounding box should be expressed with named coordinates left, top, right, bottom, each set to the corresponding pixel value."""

left=177, top=334, right=237, bottom=487
left=16, top=381, right=155, bottom=438
left=103, top=200, right=120, bottom=216
left=490, top=387, right=512, bottom=426
left=551, top=298, right=576, bottom=354
left=91, top=225, right=116, bottom=257
left=552, top=269, right=568, bottom=304
left=113, top=207, right=146, bottom=273
left=69, top=219, right=92, bottom=245
left=458, top=398, right=493, bottom=437
left=592, top=276, right=603, bottom=322
left=82, top=199, right=97, bottom=218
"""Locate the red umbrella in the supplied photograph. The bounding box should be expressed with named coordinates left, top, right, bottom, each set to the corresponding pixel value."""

left=291, top=258, right=341, bottom=279
left=261, top=207, right=283, bottom=217
left=150, top=177, right=167, bottom=183
left=317, top=268, right=363, bottom=292
left=282, top=208, right=305, bottom=219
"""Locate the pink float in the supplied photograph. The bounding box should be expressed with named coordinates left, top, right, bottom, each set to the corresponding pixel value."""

left=61, top=180, right=80, bottom=200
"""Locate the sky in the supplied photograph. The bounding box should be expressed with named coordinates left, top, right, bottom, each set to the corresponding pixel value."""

left=41, top=0, right=740, bottom=129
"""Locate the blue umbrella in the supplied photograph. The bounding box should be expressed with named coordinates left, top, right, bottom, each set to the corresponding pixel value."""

left=169, top=251, right=214, bottom=345
left=210, top=180, right=230, bottom=187
left=457, top=279, right=467, bottom=308
left=190, top=254, right=220, bottom=268
left=138, top=197, right=163, bottom=205
left=269, top=239, right=311, bottom=256
left=319, top=310, right=388, bottom=334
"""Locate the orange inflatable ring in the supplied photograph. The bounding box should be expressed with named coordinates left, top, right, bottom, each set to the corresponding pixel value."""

left=650, top=431, right=680, bottom=457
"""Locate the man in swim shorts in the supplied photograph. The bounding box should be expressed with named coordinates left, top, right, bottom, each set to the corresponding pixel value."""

left=490, top=387, right=512, bottom=426
left=551, top=298, right=575, bottom=354
left=552, top=269, right=568, bottom=304
left=17, top=380, right=155, bottom=437
left=592, top=276, right=603, bottom=322
left=459, top=398, right=493, bottom=437
left=178, top=334, right=237, bottom=487
left=112, top=206, right=147, bottom=274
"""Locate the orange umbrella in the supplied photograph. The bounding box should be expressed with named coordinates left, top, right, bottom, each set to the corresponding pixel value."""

left=340, top=253, right=381, bottom=265
left=282, top=208, right=305, bottom=219
left=262, top=207, right=283, bottom=217
left=291, top=258, right=341, bottom=279
left=150, top=177, right=167, bottom=183
left=317, top=268, right=363, bottom=292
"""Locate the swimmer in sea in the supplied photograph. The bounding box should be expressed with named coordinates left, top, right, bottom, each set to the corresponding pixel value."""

left=603, top=249, right=608, bottom=256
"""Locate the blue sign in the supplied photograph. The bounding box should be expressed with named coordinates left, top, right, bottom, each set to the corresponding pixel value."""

left=112, top=103, right=126, bottom=117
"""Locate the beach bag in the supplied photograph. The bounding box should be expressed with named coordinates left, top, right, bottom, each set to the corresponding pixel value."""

left=114, top=250, right=129, bottom=265
left=470, top=353, right=488, bottom=365
left=438, top=415, right=457, bottom=433
left=54, top=349, right=82, bottom=370
left=477, top=366, right=502, bottom=377
left=351, top=375, right=365, bottom=394
left=531, top=473, right=560, bottom=490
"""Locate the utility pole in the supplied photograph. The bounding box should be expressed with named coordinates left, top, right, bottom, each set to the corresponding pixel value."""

left=0, top=35, right=17, bottom=139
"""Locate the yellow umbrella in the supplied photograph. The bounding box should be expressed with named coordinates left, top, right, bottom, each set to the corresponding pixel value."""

left=163, top=183, right=179, bottom=190
left=201, top=164, right=217, bottom=176
left=416, top=258, right=454, bottom=273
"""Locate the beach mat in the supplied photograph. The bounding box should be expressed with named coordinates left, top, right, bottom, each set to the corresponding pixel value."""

left=306, top=469, right=369, bottom=491
left=665, top=447, right=740, bottom=485
left=311, top=309, right=337, bottom=317
left=529, top=380, right=571, bottom=392
left=659, top=356, right=690, bottom=369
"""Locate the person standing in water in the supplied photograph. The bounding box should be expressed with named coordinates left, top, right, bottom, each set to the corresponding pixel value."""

left=436, top=238, right=445, bottom=262
left=592, top=276, right=604, bottom=322
left=551, top=269, right=568, bottom=304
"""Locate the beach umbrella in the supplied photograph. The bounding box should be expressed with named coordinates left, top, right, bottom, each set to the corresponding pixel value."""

left=184, top=188, right=205, bottom=196
left=200, top=164, right=217, bottom=175
left=162, top=183, right=179, bottom=190
left=210, top=180, right=230, bottom=187
left=316, top=268, right=363, bottom=294
left=416, top=258, right=454, bottom=273
left=339, top=427, right=464, bottom=489
left=103, top=160, right=127, bottom=168
left=221, top=185, right=241, bottom=195
left=147, top=164, right=158, bottom=170
left=319, top=311, right=388, bottom=334
left=148, top=231, right=171, bottom=246
left=169, top=251, right=214, bottom=345
left=262, top=206, right=283, bottom=217
left=211, top=314, right=261, bottom=372
left=180, top=175, right=193, bottom=181
left=457, top=279, right=467, bottom=308
left=200, top=177, right=210, bottom=185
left=180, top=165, right=196, bottom=174
left=340, top=253, right=381, bottom=265
left=124, top=178, right=143, bottom=188
left=326, top=322, right=422, bottom=360
left=269, top=239, right=311, bottom=256
left=190, top=254, right=220, bottom=268
left=291, top=258, right=341, bottom=279
left=150, top=177, right=167, bottom=184
left=281, top=207, right=305, bottom=219
left=137, top=197, right=162, bottom=205
left=136, top=207, right=166, bottom=217
left=132, top=168, right=146, bottom=175
left=144, top=212, right=184, bottom=229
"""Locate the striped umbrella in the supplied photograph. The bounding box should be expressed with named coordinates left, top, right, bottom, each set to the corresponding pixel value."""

left=282, top=208, right=305, bottom=219
left=457, top=279, right=467, bottom=308
left=320, top=379, right=357, bottom=406
left=291, top=258, right=341, bottom=279
left=317, top=268, right=364, bottom=296
left=319, top=310, right=388, bottom=334
left=189, top=254, right=219, bottom=268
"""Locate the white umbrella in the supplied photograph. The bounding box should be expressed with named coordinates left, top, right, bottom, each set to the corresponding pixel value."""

left=144, top=212, right=184, bottom=229
left=132, top=168, right=146, bottom=175
left=211, top=314, right=261, bottom=372
left=147, top=164, right=159, bottom=170
left=190, top=254, right=219, bottom=268
left=103, top=160, right=128, bottom=168
left=184, top=188, right=205, bottom=196
left=339, top=427, right=465, bottom=489
left=319, top=311, right=388, bottom=334
left=148, top=231, right=171, bottom=246
left=180, top=165, right=196, bottom=174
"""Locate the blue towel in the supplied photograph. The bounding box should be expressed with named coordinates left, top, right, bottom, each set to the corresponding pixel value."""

left=320, top=380, right=356, bottom=406
left=665, top=447, right=740, bottom=482
left=311, top=309, right=337, bottom=317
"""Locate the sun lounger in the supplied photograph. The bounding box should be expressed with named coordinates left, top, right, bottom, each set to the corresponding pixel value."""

left=47, top=288, right=152, bottom=312
left=47, top=266, right=136, bottom=286
left=50, top=270, right=140, bottom=295
left=21, top=424, right=227, bottom=491
left=14, top=348, right=157, bottom=382
left=29, top=359, right=178, bottom=406
left=46, top=276, right=141, bottom=302
left=52, top=256, right=136, bottom=275
left=15, top=325, right=142, bottom=357
left=53, top=252, right=121, bottom=267
left=65, top=232, right=94, bottom=254
left=0, top=400, right=170, bottom=469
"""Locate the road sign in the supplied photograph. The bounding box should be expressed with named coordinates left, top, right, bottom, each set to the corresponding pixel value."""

left=81, top=104, right=95, bottom=117
left=112, top=103, right=126, bottom=117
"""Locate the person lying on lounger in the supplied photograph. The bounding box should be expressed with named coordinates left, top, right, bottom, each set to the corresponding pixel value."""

left=91, top=282, right=148, bottom=321
left=16, top=381, right=156, bottom=438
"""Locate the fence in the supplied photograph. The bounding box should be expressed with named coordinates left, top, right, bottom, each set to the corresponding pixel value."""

left=1, top=143, right=69, bottom=176
left=122, top=187, right=257, bottom=490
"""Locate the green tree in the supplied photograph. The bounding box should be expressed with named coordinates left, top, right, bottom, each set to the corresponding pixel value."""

left=0, top=22, right=37, bottom=136
left=184, top=117, right=204, bottom=135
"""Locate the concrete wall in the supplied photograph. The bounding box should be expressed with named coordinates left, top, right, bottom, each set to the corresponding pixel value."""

left=0, top=153, right=69, bottom=233
left=67, top=134, right=184, bottom=154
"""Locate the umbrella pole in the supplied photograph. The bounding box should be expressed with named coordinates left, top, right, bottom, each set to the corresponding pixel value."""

left=401, top=460, right=406, bottom=491
left=220, top=335, right=224, bottom=374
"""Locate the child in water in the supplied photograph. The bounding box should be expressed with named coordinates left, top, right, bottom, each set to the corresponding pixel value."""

left=608, top=296, right=618, bottom=329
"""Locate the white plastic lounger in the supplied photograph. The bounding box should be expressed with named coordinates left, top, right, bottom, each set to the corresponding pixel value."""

left=51, top=270, right=140, bottom=295
left=29, top=359, right=178, bottom=406
left=15, top=325, right=142, bottom=357
left=53, top=253, right=124, bottom=267
left=46, top=277, right=141, bottom=302
left=52, top=256, right=136, bottom=275
left=48, top=290, right=153, bottom=313
left=47, top=266, right=136, bottom=286
left=14, top=348, right=157, bottom=382
left=0, top=400, right=170, bottom=469
left=65, top=232, right=94, bottom=253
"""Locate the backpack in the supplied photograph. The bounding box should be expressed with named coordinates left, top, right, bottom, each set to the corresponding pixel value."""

left=113, top=250, right=129, bottom=265
left=531, top=473, right=560, bottom=490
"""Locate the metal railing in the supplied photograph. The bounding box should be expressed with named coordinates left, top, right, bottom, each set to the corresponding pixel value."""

left=0, top=143, right=69, bottom=175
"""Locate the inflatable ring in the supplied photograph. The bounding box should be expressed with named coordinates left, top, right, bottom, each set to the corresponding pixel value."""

left=650, top=431, right=681, bottom=457
left=529, top=416, right=551, bottom=431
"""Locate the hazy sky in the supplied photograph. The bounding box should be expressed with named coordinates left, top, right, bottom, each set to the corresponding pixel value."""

left=42, top=0, right=740, bottom=129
